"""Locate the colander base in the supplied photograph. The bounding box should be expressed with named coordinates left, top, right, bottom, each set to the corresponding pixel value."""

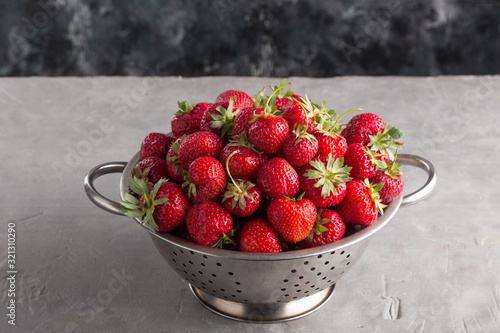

left=189, top=283, right=335, bottom=323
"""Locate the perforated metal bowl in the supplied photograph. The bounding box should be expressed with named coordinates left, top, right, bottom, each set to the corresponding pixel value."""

left=84, top=153, right=436, bottom=322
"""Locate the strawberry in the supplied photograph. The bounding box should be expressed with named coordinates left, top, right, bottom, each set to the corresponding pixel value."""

left=282, top=124, right=318, bottom=168
left=369, top=159, right=404, bottom=204
left=299, top=156, right=351, bottom=208
left=199, top=99, right=239, bottom=138
left=239, top=218, right=282, bottom=253
left=139, top=132, right=176, bottom=160
left=166, top=136, right=186, bottom=183
left=267, top=195, right=317, bottom=243
left=342, top=113, right=385, bottom=146
left=219, top=133, right=267, bottom=180
left=298, top=209, right=345, bottom=249
left=314, top=131, right=348, bottom=162
left=280, top=95, right=315, bottom=133
left=247, top=81, right=294, bottom=154
left=334, top=179, right=386, bottom=226
left=214, top=89, right=254, bottom=110
left=343, top=143, right=387, bottom=180
left=221, top=150, right=262, bottom=217
left=186, top=201, right=234, bottom=247
left=223, top=178, right=262, bottom=217
left=183, top=156, right=226, bottom=204
left=121, top=178, right=190, bottom=232
left=233, top=107, right=265, bottom=137
left=171, top=101, right=211, bottom=138
left=274, top=92, right=302, bottom=110
left=132, top=156, right=169, bottom=187
left=257, top=158, right=299, bottom=199
left=248, top=114, right=289, bottom=154
left=178, top=131, right=223, bottom=170
left=275, top=96, right=293, bottom=110
left=312, top=108, right=361, bottom=162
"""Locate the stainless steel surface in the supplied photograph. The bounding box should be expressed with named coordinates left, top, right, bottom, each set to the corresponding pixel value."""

left=84, top=162, right=127, bottom=216
left=398, top=154, right=438, bottom=207
left=84, top=149, right=435, bottom=321
left=189, top=284, right=335, bottom=323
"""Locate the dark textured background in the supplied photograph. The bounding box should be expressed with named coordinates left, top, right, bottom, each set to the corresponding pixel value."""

left=1, top=0, right=499, bottom=77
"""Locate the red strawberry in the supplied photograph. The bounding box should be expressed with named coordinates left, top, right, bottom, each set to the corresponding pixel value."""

left=121, top=178, right=190, bottom=232
left=166, top=137, right=186, bottom=183
left=369, top=159, right=404, bottom=204
left=334, top=179, right=386, bottom=226
left=343, top=143, right=387, bottom=180
left=183, top=156, right=226, bottom=204
left=132, top=156, right=169, bottom=187
left=275, top=96, right=291, bottom=109
left=283, top=124, right=318, bottom=168
left=248, top=114, right=289, bottom=154
left=223, top=179, right=262, bottom=217
left=239, top=218, right=282, bottom=253
left=139, top=132, right=176, bottom=160
left=299, top=156, right=351, bottom=208
left=342, top=113, right=385, bottom=146
left=214, top=89, right=254, bottom=110
left=267, top=196, right=317, bottom=243
left=221, top=149, right=262, bottom=217
left=220, top=133, right=267, bottom=180
left=314, top=131, right=348, bottom=162
left=280, top=96, right=315, bottom=133
left=186, top=201, right=234, bottom=247
left=233, top=107, right=265, bottom=137
left=275, top=93, right=302, bottom=110
left=256, top=158, right=299, bottom=199
left=298, top=209, right=345, bottom=249
left=171, top=101, right=211, bottom=138
left=178, top=131, right=223, bottom=169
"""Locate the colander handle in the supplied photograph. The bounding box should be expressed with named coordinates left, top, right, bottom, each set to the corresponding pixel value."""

left=396, top=154, right=437, bottom=207
left=84, top=162, right=127, bottom=216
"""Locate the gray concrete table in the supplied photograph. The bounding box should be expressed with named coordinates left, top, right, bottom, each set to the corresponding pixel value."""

left=1, top=76, right=499, bottom=333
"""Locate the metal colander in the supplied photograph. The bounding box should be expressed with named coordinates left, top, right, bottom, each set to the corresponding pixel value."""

left=84, top=152, right=436, bottom=322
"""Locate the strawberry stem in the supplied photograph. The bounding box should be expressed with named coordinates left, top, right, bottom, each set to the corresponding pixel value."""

left=330, top=108, right=363, bottom=132
left=225, top=150, right=242, bottom=192
left=264, top=80, right=292, bottom=111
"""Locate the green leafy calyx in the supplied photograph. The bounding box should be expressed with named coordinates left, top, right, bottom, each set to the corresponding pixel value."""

left=120, top=177, right=170, bottom=230
left=210, top=96, right=238, bottom=137
left=212, top=230, right=235, bottom=248
left=368, top=124, right=404, bottom=161
left=363, top=178, right=387, bottom=215
left=175, top=101, right=195, bottom=116
left=305, top=156, right=352, bottom=198
left=304, top=209, right=331, bottom=243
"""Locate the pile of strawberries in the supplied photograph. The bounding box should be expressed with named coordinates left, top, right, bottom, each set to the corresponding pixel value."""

left=121, top=80, right=404, bottom=253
